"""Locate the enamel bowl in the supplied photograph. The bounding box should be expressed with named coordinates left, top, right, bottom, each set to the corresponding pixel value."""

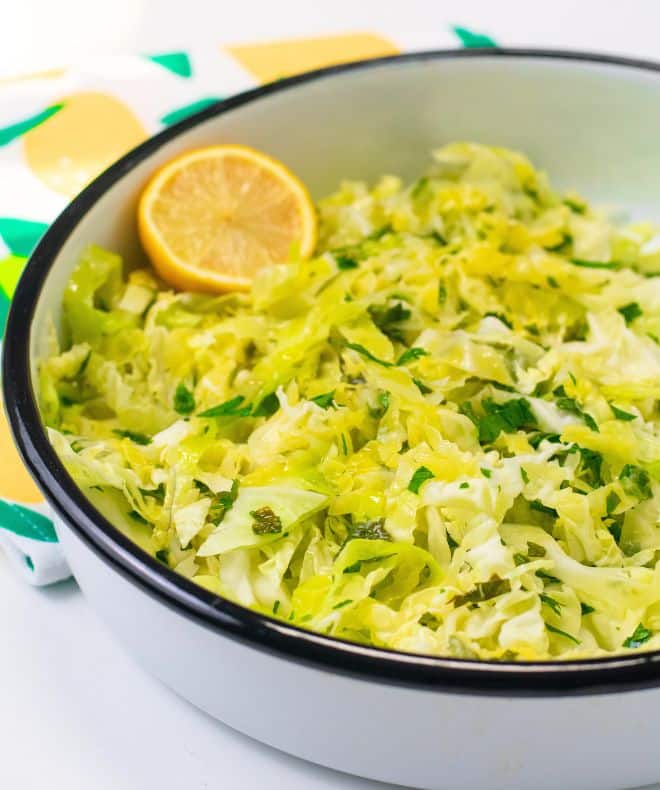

left=5, top=50, right=660, bottom=790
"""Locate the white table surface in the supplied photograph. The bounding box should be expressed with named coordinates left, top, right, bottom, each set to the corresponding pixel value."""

left=3, top=2, right=660, bottom=788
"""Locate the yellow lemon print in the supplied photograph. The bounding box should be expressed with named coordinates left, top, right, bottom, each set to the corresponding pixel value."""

left=0, top=393, right=43, bottom=504
left=23, top=91, right=147, bottom=196
left=226, top=33, right=399, bottom=84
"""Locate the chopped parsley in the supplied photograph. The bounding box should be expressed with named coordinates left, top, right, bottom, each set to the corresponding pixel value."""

left=537, top=570, right=561, bottom=585
left=418, top=612, right=441, bottom=630
left=252, top=392, right=280, bottom=417
left=139, top=483, right=166, bottom=505
left=408, top=466, right=434, bottom=494
left=620, top=464, right=652, bottom=501
left=606, top=491, right=620, bottom=515
left=250, top=506, right=283, bottom=535
left=195, top=479, right=239, bottom=525
left=173, top=382, right=195, bottom=415
left=463, top=398, right=537, bottom=444
left=413, top=377, right=432, bottom=394
left=530, top=499, right=559, bottom=518
left=617, top=302, right=643, bottom=325
left=623, top=623, right=652, bottom=649
left=580, top=603, right=596, bottom=616
left=527, top=542, right=546, bottom=558
left=397, top=347, right=429, bottom=366
left=198, top=395, right=252, bottom=418
left=546, top=623, right=580, bottom=644
left=570, top=259, right=620, bottom=270
left=345, top=342, right=393, bottom=367
left=554, top=387, right=599, bottom=431
left=540, top=593, right=562, bottom=616
left=368, top=301, right=411, bottom=343
left=610, top=403, right=636, bottom=421
left=335, top=254, right=359, bottom=270
left=343, top=553, right=396, bottom=574
left=332, top=599, right=353, bottom=610
left=347, top=517, right=391, bottom=543
left=128, top=509, right=149, bottom=525
left=453, top=576, right=511, bottom=607
left=113, top=429, right=151, bottom=445
left=368, top=390, right=390, bottom=419
left=310, top=391, right=336, bottom=409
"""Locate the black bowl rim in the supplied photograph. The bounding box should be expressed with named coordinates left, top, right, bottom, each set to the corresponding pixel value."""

left=6, top=47, right=660, bottom=697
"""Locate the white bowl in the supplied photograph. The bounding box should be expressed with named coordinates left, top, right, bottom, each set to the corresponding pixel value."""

left=6, top=50, right=660, bottom=790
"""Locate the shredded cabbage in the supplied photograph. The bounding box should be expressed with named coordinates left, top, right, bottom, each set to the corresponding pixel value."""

left=41, top=143, right=660, bottom=661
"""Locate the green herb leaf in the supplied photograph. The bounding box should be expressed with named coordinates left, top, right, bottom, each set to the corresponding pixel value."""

left=128, top=509, right=149, bottom=525
left=453, top=576, right=511, bottom=607
left=520, top=467, right=529, bottom=484
left=606, top=491, right=620, bottom=515
left=310, top=391, right=335, bottom=409
left=513, top=553, right=528, bottom=566
left=272, top=600, right=280, bottom=615
left=484, top=311, right=513, bottom=328
left=527, top=542, right=546, bottom=558
left=252, top=392, right=280, bottom=417
left=195, top=478, right=239, bottom=525
left=335, top=255, right=358, bottom=270
left=368, top=390, right=390, bottom=419
left=198, top=395, right=252, bottom=418
left=459, top=482, right=470, bottom=489
left=623, top=623, right=652, bottom=648
left=113, top=429, right=151, bottom=445
left=530, top=499, right=559, bottom=518
left=610, top=404, right=636, bottom=421
left=555, top=394, right=599, bottom=431
left=563, top=197, right=586, bottom=214
left=580, top=603, right=596, bottom=616
left=343, top=552, right=397, bottom=574
left=547, top=276, right=559, bottom=288
left=413, top=377, right=432, bottom=394
left=418, top=612, right=440, bottom=630
left=617, top=302, right=643, bottom=324
left=368, top=301, right=411, bottom=343
left=411, top=177, right=429, bottom=199
left=540, top=593, right=562, bottom=616
left=173, top=382, right=195, bottom=415
left=139, top=483, right=166, bottom=505
left=397, top=347, right=429, bottom=366
left=529, top=432, right=561, bottom=449
left=537, top=570, right=561, bottom=585
left=250, top=506, right=283, bottom=535
left=347, top=517, right=391, bottom=543
left=570, top=259, right=620, bottom=270
left=155, top=549, right=169, bottom=565
left=577, top=446, right=603, bottom=487
left=345, top=342, right=393, bottom=367
left=475, top=398, right=537, bottom=443
left=546, top=623, right=580, bottom=644
left=332, top=599, right=353, bottom=609
left=408, top=466, right=434, bottom=494
left=368, top=224, right=393, bottom=240
left=620, top=464, right=652, bottom=501
left=480, top=467, right=492, bottom=478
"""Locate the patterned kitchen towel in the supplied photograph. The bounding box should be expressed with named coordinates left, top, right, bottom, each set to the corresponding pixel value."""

left=0, top=26, right=495, bottom=585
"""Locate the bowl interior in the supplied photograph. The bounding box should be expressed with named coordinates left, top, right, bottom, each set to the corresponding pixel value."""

left=27, top=51, right=660, bottom=571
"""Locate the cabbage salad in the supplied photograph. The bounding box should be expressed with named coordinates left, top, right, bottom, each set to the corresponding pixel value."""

left=42, top=143, right=660, bottom=661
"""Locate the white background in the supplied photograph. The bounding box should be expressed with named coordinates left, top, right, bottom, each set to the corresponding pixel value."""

left=2, top=2, right=660, bottom=789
